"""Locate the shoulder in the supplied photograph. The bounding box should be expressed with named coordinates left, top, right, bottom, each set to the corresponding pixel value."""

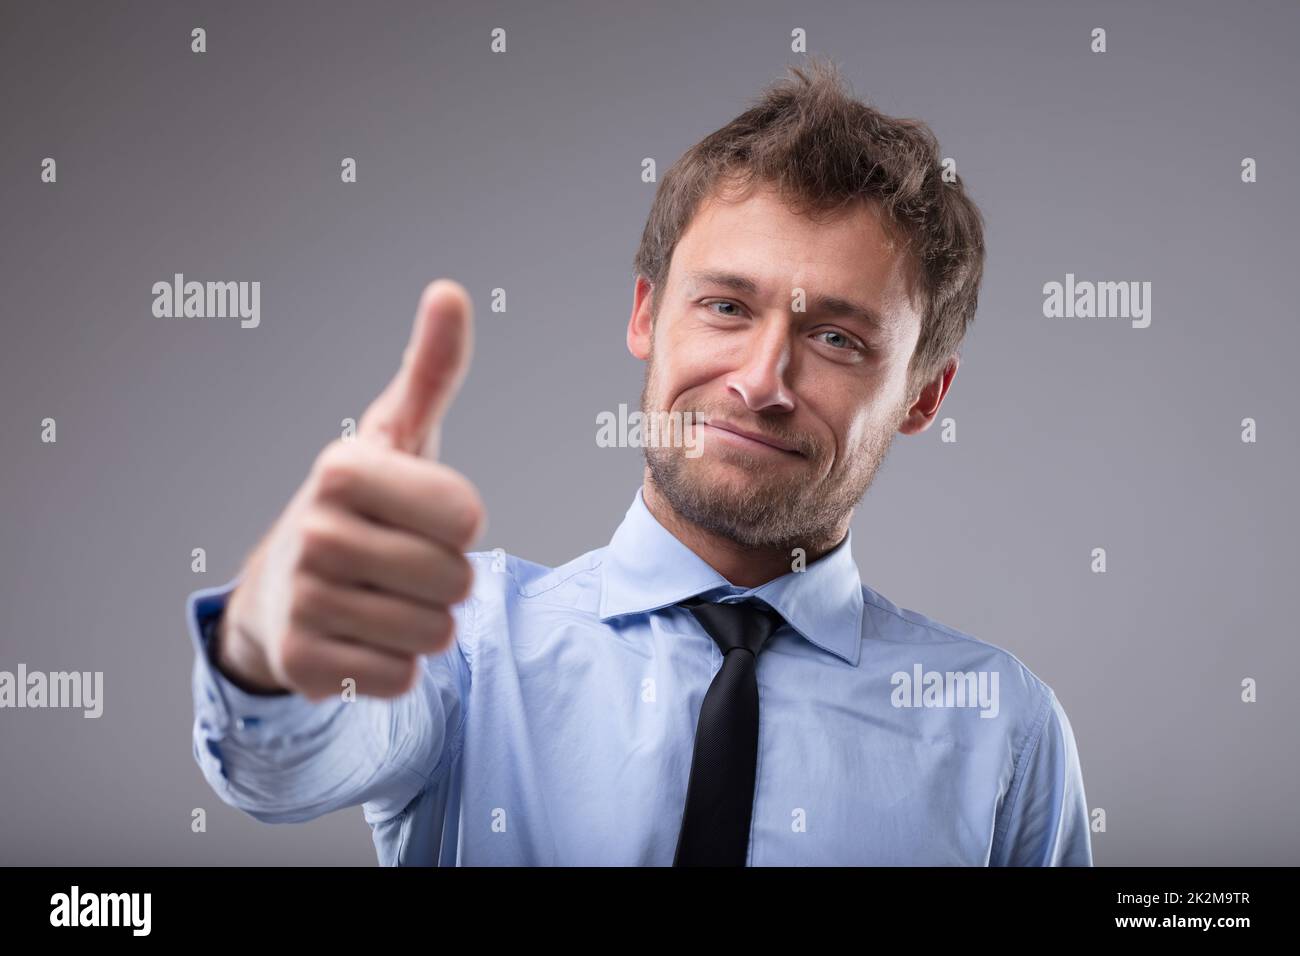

left=463, top=546, right=605, bottom=606
left=858, top=581, right=1060, bottom=734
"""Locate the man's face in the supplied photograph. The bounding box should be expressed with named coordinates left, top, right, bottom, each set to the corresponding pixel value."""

left=629, top=180, right=927, bottom=552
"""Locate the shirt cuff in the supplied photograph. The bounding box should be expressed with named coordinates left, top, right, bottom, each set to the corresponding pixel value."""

left=187, top=578, right=341, bottom=739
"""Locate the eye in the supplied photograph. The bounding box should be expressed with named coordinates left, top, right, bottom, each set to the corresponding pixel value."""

left=702, top=299, right=746, bottom=318
left=815, top=329, right=862, bottom=351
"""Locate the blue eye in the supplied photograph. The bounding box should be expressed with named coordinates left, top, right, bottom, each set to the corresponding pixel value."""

left=705, top=300, right=742, bottom=317
left=818, top=330, right=856, bottom=350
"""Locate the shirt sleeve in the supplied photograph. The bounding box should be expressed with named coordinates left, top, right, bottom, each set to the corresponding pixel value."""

left=989, top=688, right=1093, bottom=866
left=187, top=577, right=472, bottom=827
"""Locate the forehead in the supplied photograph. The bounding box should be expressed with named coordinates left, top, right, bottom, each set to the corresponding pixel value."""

left=668, top=180, right=920, bottom=329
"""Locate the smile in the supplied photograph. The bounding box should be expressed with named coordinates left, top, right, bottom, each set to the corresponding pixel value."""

left=700, top=422, right=803, bottom=456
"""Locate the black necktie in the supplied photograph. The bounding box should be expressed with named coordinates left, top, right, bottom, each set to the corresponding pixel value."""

left=673, top=595, right=786, bottom=866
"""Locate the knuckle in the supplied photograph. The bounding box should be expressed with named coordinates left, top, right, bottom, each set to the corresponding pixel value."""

left=394, top=657, right=422, bottom=695
left=458, top=494, right=486, bottom=546
left=431, top=606, right=454, bottom=639
left=447, top=556, right=475, bottom=603
left=312, top=438, right=348, bottom=474
left=312, top=441, right=363, bottom=501
left=288, top=574, right=330, bottom=625
left=430, top=465, right=484, bottom=546
left=446, top=478, right=486, bottom=546
left=429, top=608, right=456, bottom=651
left=298, top=510, right=344, bottom=564
left=412, top=607, right=453, bottom=653
left=276, top=631, right=317, bottom=686
left=370, top=657, right=420, bottom=698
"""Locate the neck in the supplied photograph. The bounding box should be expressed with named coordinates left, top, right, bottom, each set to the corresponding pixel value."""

left=641, top=470, right=848, bottom=589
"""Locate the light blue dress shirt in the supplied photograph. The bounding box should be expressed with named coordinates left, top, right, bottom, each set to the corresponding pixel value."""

left=188, top=485, right=1092, bottom=866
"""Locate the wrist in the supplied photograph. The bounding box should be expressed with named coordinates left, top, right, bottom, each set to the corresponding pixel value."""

left=214, top=590, right=287, bottom=695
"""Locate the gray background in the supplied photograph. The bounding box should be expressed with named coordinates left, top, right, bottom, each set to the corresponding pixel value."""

left=1, top=0, right=1296, bottom=865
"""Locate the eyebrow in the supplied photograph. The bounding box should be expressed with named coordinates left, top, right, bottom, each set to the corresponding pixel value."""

left=684, top=269, right=889, bottom=333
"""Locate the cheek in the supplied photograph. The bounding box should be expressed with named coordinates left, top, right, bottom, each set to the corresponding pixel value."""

left=832, top=401, right=890, bottom=459
left=647, top=357, right=694, bottom=415
left=841, top=415, right=872, bottom=454
left=652, top=344, right=721, bottom=406
left=843, top=370, right=909, bottom=435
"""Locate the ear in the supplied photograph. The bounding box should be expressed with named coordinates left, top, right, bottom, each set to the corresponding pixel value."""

left=627, top=275, right=655, bottom=361
left=897, top=355, right=959, bottom=435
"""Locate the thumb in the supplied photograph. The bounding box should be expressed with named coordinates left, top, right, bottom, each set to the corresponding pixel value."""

left=358, top=279, right=474, bottom=458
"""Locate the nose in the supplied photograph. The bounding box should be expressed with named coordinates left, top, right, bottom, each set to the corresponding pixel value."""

left=724, top=317, right=795, bottom=413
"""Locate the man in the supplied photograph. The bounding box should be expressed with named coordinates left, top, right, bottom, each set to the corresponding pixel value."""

left=187, top=59, right=1092, bottom=866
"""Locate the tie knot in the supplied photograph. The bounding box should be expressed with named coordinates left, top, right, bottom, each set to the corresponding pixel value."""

left=680, top=597, right=785, bottom=657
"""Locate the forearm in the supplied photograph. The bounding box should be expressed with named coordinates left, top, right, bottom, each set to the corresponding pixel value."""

left=188, top=582, right=469, bottom=825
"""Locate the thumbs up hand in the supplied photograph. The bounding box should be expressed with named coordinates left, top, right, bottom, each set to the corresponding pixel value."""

left=357, top=279, right=474, bottom=459
left=216, top=281, right=486, bottom=700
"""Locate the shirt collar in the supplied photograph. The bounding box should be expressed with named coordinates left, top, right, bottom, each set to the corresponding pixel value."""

left=598, top=486, right=864, bottom=666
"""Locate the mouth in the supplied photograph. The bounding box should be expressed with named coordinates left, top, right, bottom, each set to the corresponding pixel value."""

left=700, top=420, right=804, bottom=456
